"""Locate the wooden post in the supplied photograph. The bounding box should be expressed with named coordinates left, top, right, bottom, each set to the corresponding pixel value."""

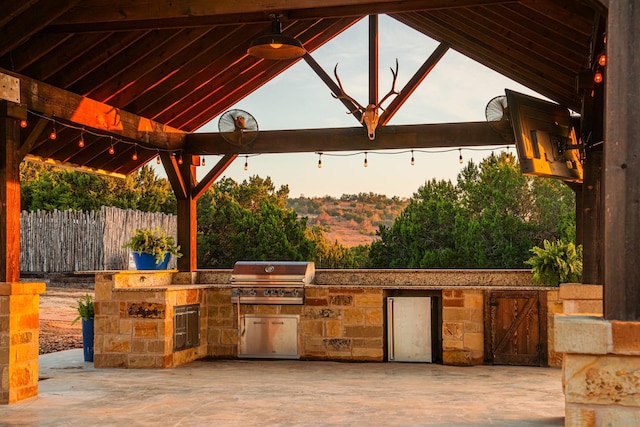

left=581, top=147, right=603, bottom=285
left=176, top=156, right=198, bottom=272
left=368, top=14, right=378, bottom=106
left=0, top=101, right=26, bottom=283
left=603, top=0, right=640, bottom=320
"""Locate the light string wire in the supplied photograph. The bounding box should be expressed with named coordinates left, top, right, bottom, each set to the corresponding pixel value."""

left=26, top=109, right=514, bottom=165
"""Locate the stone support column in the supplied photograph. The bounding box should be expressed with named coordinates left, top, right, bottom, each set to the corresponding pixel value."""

left=0, top=282, right=46, bottom=404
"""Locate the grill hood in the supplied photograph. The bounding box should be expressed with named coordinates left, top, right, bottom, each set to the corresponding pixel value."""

left=230, top=261, right=315, bottom=286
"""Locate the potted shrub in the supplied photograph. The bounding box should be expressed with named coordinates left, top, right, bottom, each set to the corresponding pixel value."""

left=123, top=227, right=182, bottom=270
left=525, top=239, right=583, bottom=286
left=71, top=294, right=95, bottom=362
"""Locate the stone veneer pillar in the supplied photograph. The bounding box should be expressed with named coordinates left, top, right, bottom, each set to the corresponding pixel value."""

left=555, top=316, right=640, bottom=425
left=0, top=282, right=46, bottom=404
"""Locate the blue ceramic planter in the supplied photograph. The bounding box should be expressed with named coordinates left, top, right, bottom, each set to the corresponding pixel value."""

left=132, top=252, right=170, bottom=270
left=82, top=318, right=94, bottom=362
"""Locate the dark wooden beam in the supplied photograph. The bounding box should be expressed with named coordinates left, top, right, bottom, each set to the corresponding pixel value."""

left=161, top=152, right=187, bottom=200
left=0, top=0, right=82, bottom=57
left=369, top=15, right=378, bottom=106
left=379, top=43, right=449, bottom=126
left=304, top=52, right=364, bottom=124
left=603, top=0, right=640, bottom=321
left=0, top=69, right=186, bottom=151
left=186, top=122, right=507, bottom=155
left=48, top=1, right=518, bottom=31
left=193, top=154, right=237, bottom=200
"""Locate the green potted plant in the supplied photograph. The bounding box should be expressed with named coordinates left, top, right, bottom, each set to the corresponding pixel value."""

left=123, top=227, right=182, bottom=270
left=525, top=239, right=583, bottom=286
left=71, top=294, right=95, bottom=362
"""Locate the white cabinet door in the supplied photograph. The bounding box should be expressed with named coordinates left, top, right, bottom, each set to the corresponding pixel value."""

left=388, top=297, right=432, bottom=362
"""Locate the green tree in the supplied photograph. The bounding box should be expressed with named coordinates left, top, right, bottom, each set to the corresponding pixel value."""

left=368, top=152, right=576, bottom=269
left=197, top=176, right=314, bottom=268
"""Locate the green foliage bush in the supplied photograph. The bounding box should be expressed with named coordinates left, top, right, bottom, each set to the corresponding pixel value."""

left=525, top=240, right=583, bottom=286
left=123, top=227, right=182, bottom=264
left=71, top=294, right=94, bottom=325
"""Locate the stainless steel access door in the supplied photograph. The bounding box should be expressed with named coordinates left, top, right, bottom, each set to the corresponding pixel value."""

left=239, top=314, right=300, bottom=359
left=387, top=297, right=432, bottom=362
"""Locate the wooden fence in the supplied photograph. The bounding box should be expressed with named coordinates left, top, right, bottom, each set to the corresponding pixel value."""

left=20, top=206, right=177, bottom=272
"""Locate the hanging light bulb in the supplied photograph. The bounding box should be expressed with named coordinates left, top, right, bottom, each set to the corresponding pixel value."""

left=108, top=145, right=115, bottom=155
left=598, top=54, right=606, bottom=67
left=132, top=147, right=138, bottom=161
left=78, top=129, right=85, bottom=148
left=156, top=155, right=161, bottom=165
left=458, top=148, right=463, bottom=164
left=594, top=71, right=603, bottom=83
left=364, top=153, right=368, bottom=168
left=244, top=156, right=249, bottom=171
left=411, top=150, right=415, bottom=166
left=201, top=156, right=206, bottom=166
left=317, top=153, right=322, bottom=169
left=19, top=119, right=27, bottom=128
left=49, top=121, right=57, bottom=140
left=177, top=153, right=183, bottom=165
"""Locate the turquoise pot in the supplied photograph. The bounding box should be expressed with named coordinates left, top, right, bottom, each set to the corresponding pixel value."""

left=133, top=252, right=170, bottom=270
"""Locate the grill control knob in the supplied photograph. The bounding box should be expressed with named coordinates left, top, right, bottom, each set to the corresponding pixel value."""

left=249, top=289, right=256, bottom=296
left=278, top=288, right=285, bottom=296
left=263, top=289, right=270, bottom=296
left=232, top=288, right=241, bottom=297
left=292, top=289, right=299, bottom=297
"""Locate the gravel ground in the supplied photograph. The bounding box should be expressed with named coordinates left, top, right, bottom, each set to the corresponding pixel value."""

left=38, top=286, right=92, bottom=354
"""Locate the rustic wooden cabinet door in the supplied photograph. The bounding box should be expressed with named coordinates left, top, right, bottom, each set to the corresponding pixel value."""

left=485, top=290, right=547, bottom=366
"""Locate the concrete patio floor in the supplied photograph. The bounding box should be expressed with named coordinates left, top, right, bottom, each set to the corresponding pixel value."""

left=0, top=350, right=565, bottom=426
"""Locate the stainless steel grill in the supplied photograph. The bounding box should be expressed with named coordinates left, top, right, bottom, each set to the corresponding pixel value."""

left=230, top=261, right=315, bottom=304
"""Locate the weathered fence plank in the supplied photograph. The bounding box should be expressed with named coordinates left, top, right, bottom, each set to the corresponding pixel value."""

left=20, top=207, right=177, bottom=272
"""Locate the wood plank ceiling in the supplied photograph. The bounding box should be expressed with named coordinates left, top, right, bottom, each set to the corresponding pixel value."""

left=0, top=0, right=605, bottom=176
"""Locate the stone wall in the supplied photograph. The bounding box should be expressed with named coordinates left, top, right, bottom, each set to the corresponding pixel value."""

left=442, top=289, right=483, bottom=365
left=0, top=282, right=45, bottom=404
left=556, top=316, right=640, bottom=426
left=94, top=273, right=207, bottom=368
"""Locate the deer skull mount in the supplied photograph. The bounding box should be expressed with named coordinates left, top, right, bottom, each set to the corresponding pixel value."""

left=332, top=59, right=399, bottom=140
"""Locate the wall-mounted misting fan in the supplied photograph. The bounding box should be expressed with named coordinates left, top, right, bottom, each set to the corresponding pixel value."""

left=218, top=109, right=259, bottom=147
left=485, top=95, right=514, bottom=142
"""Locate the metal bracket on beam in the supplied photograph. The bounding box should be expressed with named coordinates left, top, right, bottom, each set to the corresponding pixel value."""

left=0, top=73, right=20, bottom=104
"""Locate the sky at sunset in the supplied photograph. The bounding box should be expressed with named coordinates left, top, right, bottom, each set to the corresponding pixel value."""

left=192, top=15, right=544, bottom=198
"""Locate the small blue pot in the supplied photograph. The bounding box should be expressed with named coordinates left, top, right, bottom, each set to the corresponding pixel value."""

left=82, top=318, right=94, bottom=362
left=133, top=252, right=170, bottom=270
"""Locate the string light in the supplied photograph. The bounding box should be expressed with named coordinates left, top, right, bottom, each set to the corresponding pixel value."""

left=108, top=137, right=115, bottom=155
left=156, top=154, right=161, bottom=165
left=594, top=71, right=603, bottom=84
left=364, top=152, right=368, bottom=168
left=201, top=156, right=206, bottom=166
left=20, top=119, right=28, bottom=128
left=244, top=156, right=249, bottom=171
left=598, top=54, right=606, bottom=67
left=410, top=150, right=415, bottom=166
left=78, top=129, right=85, bottom=148
left=458, top=148, right=463, bottom=164
left=177, top=152, right=183, bottom=165
left=317, top=153, right=322, bottom=168
left=131, top=146, right=138, bottom=161
left=49, top=121, right=57, bottom=140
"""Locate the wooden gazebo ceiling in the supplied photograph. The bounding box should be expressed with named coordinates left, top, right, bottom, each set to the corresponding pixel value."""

left=0, top=0, right=606, bottom=176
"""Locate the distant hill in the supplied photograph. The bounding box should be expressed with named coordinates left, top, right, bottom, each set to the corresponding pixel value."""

left=288, top=193, right=409, bottom=247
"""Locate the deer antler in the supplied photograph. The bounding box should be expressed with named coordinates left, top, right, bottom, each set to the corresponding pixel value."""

left=376, top=58, right=400, bottom=110
left=332, top=63, right=366, bottom=115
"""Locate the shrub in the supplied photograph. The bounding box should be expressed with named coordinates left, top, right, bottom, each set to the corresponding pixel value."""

left=525, top=239, right=582, bottom=286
